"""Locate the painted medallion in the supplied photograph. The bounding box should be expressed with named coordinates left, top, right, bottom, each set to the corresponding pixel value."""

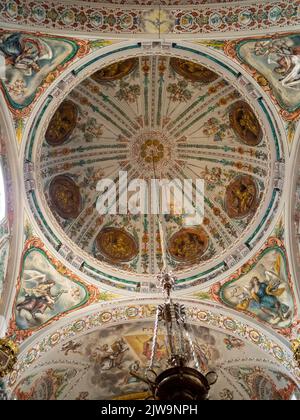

left=229, top=101, right=263, bottom=146
left=96, top=228, right=138, bottom=263
left=170, top=58, right=218, bottom=83
left=45, top=101, right=78, bottom=146
left=49, top=175, right=82, bottom=220
left=168, top=227, right=209, bottom=263
left=225, top=175, right=258, bottom=219
left=91, top=58, right=138, bottom=83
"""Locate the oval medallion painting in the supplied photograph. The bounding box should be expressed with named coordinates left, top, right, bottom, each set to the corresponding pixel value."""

left=170, top=58, right=218, bottom=83
left=168, top=228, right=209, bottom=263
left=91, top=58, right=138, bottom=83
left=45, top=100, right=78, bottom=146
left=49, top=175, right=82, bottom=220
left=225, top=175, right=258, bottom=219
left=229, top=101, right=263, bottom=146
left=96, top=228, right=138, bottom=263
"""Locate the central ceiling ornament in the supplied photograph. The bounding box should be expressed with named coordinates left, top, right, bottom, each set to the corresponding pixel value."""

left=131, top=270, right=217, bottom=400
left=140, top=139, right=164, bottom=164
left=130, top=130, right=174, bottom=179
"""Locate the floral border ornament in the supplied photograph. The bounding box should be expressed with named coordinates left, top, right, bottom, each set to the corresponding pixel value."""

left=0, top=1, right=299, bottom=36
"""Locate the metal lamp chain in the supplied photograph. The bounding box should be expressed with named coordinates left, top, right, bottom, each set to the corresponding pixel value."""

left=149, top=306, right=160, bottom=370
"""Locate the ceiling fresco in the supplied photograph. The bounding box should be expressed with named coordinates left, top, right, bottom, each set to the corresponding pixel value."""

left=45, top=101, right=79, bottom=147
left=9, top=299, right=299, bottom=387
left=0, top=126, right=13, bottom=306
left=37, top=55, right=275, bottom=282
left=11, top=320, right=299, bottom=400
left=0, top=17, right=299, bottom=401
left=12, top=237, right=97, bottom=335
left=0, top=32, right=78, bottom=113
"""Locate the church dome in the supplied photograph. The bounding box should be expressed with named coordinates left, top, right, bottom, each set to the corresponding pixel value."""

left=35, top=54, right=275, bottom=287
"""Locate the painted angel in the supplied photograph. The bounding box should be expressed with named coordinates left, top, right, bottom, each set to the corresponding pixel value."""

left=254, top=39, right=300, bottom=90
left=17, top=270, right=67, bottom=320
left=0, top=33, right=53, bottom=77
left=249, top=257, right=290, bottom=324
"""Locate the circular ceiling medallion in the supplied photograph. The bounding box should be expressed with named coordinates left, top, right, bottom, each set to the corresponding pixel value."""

left=129, top=130, right=174, bottom=179
left=168, top=228, right=209, bottom=263
left=225, top=175, right=258, bottom=219
left=96, top=228, right=138, bottom=263
left=91, top=58, right=138, bottom=82
left=229, top=101, right=263, bottom=146
left=170, top=58, right=218, bottom=83
left=141, top=139, right=164, bottom=163
left=45, top=101, right=78, bottom=146
left=49, top=175, right=82, bottom=220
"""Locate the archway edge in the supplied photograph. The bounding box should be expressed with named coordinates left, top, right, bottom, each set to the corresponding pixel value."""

left=10, top=297, right=299, bottom=388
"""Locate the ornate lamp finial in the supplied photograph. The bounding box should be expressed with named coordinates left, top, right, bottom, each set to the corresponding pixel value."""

left=157, top=270, right=177, bottom=298
left=0, top=338, right=19, bottom=378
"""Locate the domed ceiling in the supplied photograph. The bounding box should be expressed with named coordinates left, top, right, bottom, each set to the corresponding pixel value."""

left=37, top=55, right=273, bottom=280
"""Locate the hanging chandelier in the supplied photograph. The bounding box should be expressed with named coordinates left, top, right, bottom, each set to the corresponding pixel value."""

left=128, top=143, right=218, bottom=400
left=131, top=269, right=217, bottom=400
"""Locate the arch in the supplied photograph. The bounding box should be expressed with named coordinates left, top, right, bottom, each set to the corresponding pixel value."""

left=0, top=94, right=23, bottom=331
left=9, top=297, right=299, bottom=397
